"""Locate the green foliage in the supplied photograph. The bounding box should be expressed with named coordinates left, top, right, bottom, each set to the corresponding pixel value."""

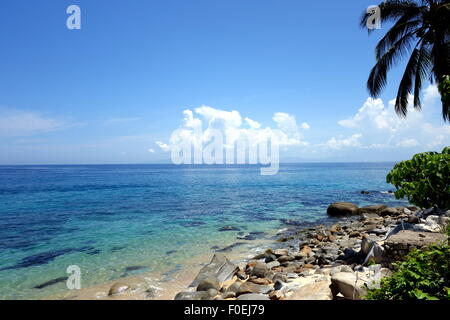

left=439, top=75, right=450, bottom=116
left=386, top=147, right=450, bottom=210
left=366, top=244, right=450, bottom=300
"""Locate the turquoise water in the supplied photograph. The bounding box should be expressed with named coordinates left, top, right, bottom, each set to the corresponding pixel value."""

left=0, top=163, right=407, bottom=299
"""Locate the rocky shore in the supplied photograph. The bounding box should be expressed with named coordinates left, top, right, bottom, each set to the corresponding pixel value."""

left=173, top=203, right=449, bottom=300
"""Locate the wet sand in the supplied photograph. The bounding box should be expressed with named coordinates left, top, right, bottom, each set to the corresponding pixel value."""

left=45, top=237, right=277, bottom=300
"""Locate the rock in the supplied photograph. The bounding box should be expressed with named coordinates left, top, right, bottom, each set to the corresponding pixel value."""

left=299, top=245, right=313, bottom=257
left=174, top=291, right=211, bottom=300
left=385, top=222, right=428, bottom=239
left=424, top=215, right=450, bottom=232
left=269, top=290, right=283, bottom=300
left=108, top=282, right=130, bottom=296
left=190, top=254, right=238, bottom=288
left=253, top=249, right=274, bottom=260
left=196, top=277, right=220, bottom=292
left=206, top=288, right=219, bottom=298
left=237, top=293, right=270, bottom=300
left=330, top=265, right=353, bottom=276
left=327, top=202, right=359, bottom=216
left=360, top=239, right=383, bottom=264
left=237, top=282, right=273, bottom=296
left=407, top=215, right=420, bottom=224
left=379, top=207, right=398, bottom=217
left=249, top=278, right=272, bottom=285
left=266, top=261, right=281, bottom=269
left=287, top=280, right=333, bottom=300
left=358, top=205, right=388, bottom=215
left=329, top=224, right=342, bottom=233
left=384, top=230, right=447, bottom=249
left=249, top=261, right=270, bottom=278
left=331, top=272, right=367, bottom=300
left=361, top=191, right=370, bottom=195
left=274, top=249, right=289, bottom=256
left=225, top=280, right=243, bottom=294
left=222, top=291, right=236, bottom=299
left=277, top=255, right=295, bottom=263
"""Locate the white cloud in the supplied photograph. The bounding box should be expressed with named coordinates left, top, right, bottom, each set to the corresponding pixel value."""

left=156, top=141, right=170, bottom=152
left=326, top=134, right=362, bottom=150
left=245, top=117, right=261, bottom=129
left=159, top=106, right=309, bottom=157
left=147, top=148, right=155, bottom=153
left=396, top=138, right=419, bottom=148
left=331, top=85, right=449, bottom=150
left=0, top=110, right=66, bottom=137
left=300, top=122, right=310, bottom=130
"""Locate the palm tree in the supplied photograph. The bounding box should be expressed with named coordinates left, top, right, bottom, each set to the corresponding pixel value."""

left=360, top=0, right=450, bottom=121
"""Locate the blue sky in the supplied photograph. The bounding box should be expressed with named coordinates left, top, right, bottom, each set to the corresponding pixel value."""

left=0, top=0, right=448, bottom=164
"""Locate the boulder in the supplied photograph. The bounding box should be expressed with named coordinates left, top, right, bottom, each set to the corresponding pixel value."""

left=379, top=207, right=398, bottom=217
left=327, top=202, right=359, bottom=216
left=196, top=277, right=220, bottom=292
left=331, top=272, right=368, bottom=300
left=286, top=280, right=333, bottom=300
left=385, top=230, right=447, bottom=249
left=358, top=205, right=387, bottom=215
left=237, top=282, right=273, bottom=296
left=249, top=261, right=270, bottom=278
left=189, top=254, right=238, bottom=288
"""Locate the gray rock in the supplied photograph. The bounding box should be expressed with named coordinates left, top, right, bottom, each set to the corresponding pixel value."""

left=196, top=277, right=220, bottom=292
left=189, top=254, right=238, bottom=288
left=327, top=202, right=359, bottom=216
left=250, top=261, right=270, bottom=278
left=331, top=272, right=367, bottom=300
left=385, top=230, right=447, bottom=248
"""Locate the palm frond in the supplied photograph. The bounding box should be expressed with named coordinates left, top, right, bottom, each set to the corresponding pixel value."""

left=395, top=47, right=421, bottom=116
left=368, top=33, right=417, bottom=96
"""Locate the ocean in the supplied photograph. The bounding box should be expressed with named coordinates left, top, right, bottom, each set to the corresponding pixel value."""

left=0, top=163, right=408, bottom=299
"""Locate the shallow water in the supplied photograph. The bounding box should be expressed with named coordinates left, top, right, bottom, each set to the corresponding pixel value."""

left=0, top=163, right=408, bottom=299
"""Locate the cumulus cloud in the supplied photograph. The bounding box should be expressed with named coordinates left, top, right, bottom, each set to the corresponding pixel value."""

left=0, top=109, right=66, bottom=137
left=157, top=106, right=310, bottom=157
left=326, top=134, right=362, bottom=150
left=332, top=85, right=449, bottom=150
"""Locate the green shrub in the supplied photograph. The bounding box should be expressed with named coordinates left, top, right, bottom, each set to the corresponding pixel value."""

left=386, top=147, right=450, bottom=210
left=365, top=244, right=450, bottom=300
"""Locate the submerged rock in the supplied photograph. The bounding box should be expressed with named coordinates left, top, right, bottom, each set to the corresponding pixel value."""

left=33, top=277, right=68, bottom=289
